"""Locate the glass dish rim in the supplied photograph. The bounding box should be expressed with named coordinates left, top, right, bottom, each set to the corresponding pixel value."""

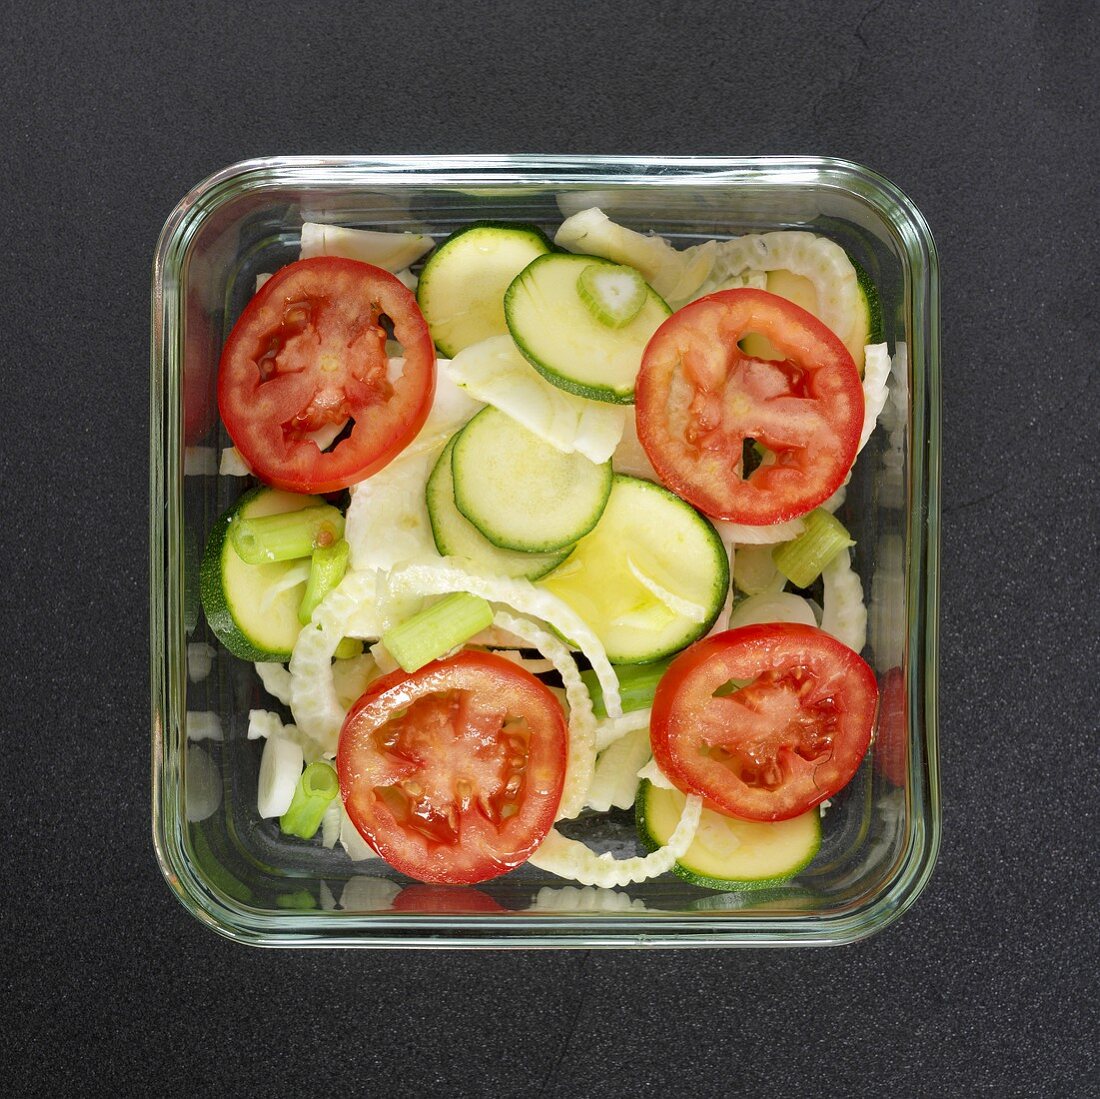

left=150, top=154, right=941, bottom=948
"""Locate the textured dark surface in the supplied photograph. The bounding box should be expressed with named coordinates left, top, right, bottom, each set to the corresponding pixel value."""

left=3, top=0, right=1098, bottom=1095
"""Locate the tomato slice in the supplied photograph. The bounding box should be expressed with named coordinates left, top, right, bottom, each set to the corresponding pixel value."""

left=337, top=651, right=568, bottom=884
left=650, top=624, right=878, bottom=821
left=635, top=288, right=863, bottom=524
left=217, top=257, right=435, bottom=494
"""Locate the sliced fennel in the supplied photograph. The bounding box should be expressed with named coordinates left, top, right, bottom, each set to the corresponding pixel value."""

left=728, top=592, right=818, bottom=630
left=257, top=735, right=304, bottom=818
left=585, top=725, right=652, bottom=812
left=299, top=222, right=433, bottom=271
left=554, top=207, right=716, bottom=304
left=441, top=336, right=626, bottom=464
left=528, top=793, right=702, bottom=888
left=821, top=547, right=868, bottom=653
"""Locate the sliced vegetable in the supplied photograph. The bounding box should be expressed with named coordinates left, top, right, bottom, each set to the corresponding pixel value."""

left=635, top=288, right=864, bottom=524
left=650, top=623, right=878, bottom=821
left=417, top=221, right=553, bottom=357
left=425, top=435, right=571, bottom=580
left=280, top=761, right=340, bottom=839
left=299, top=222, right=434, bottom=271
left=381, top=592, right=494, bottom=672
left=708, top=231, right=877, bottom=370
left=585, top=725, right=652, bottom=812
left=580, top=659, right=671, bottom=720
left=230, top=503, right=345, bottom=565
left=577, top=263, right=647, bottom=327
left=218, top=257, right=435, bottom=494
left=257, top=735, right=304, bottom=818
left=539, top=475, right=729, bottom=663
left=554, top=207, right=716, bottom=303
left=201, top=488, right=318, bottom=661
left=732, top=542, right=786, bottom=596
left=527, top=793, right=702, bottom=888
left=337, top=651, right=568, bottom=884
left=451, top=407, right=613, bottom=553
left=505, top=252, right=671, bottom=403
left=298, top=539, right=351, bottom=624
left=728, top=591, right=818, bottom=630
left=638, top=781, right=821, bottom=890
left=441, top=336, right=626, bottom=463
left=772, top=509, right=855, bottom=588
left=820, top=547, right=868, bottom=654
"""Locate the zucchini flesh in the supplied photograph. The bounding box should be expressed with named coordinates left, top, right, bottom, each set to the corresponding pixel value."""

left=638, top=781, right=821, bottom=890
left=451, top=407, right=613, bottom=554
left=200, top=488, right=320, bottom=661
left=538, top=475, right=728, bottom=663
left=425, top=435, right=571, bottom=579
left=417, top=222, right=552, bottom=357
left=505, top=252, right=670, bottom=404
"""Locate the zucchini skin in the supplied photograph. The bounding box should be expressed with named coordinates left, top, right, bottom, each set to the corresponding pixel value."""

left=199, top=487, right=299, bottom=662
left=634, top=781, right=821, bottom=891
left=852, top=256, right=885, bottom=344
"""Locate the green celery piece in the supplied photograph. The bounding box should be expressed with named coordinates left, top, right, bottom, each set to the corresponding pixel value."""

left=279, top=762, right=340, bottom=840
left=382, top=592, right=494, bottom=673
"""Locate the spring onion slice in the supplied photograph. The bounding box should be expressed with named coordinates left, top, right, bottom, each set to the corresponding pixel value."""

left=585, top=725, right=652, bottom=812
left=821, top=547, right=868, bottom=654
left=492, top=610, right=596, bottom=821
left=231, top=505, right=346, bottom=565
left=577, top=263, right=647, bottom=327
left=320, top=799, right=342, bottom=850
left=382, top=592, right=494, bottom=672
left=528, top=793, right=702, bottom=888
left=247, top=709, right=328, bottom=763
left=279, top=762, right=340, bottom=840
left=298, top=539, right=350, bottom=625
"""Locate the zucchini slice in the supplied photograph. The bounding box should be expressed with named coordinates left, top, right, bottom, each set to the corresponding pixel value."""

left=425, top=435, right=572, bottom=579
left=200, top=487, right=320, bottom=661
left=417, top=221, right=553, bottom=357
left=538, top=475, right=728, bottom=663
left=450, top=407, right=613, bottom=554
left=504, top=252, right=671, bottom=404
left=637, top=780, right=822, bottom=890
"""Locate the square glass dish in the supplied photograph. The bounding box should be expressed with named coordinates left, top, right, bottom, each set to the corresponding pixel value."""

left=151, top=155, right=940, bottom=947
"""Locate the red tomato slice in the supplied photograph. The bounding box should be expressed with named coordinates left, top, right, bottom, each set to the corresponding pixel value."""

left=650, top=623, right=878, bottom=821
left=635, top=288, right=863, bottom=524
left=337, top=651, right=568, bottom=885
left=217, top=257, right=435, bottom=494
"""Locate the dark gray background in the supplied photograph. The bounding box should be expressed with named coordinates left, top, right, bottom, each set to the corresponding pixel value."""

left=4, top=1, right=1098, bottom=1095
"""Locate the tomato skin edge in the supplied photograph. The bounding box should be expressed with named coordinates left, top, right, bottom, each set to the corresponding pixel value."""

left=336, top=651, right=568, bottom=885
left=650, top=623, right=879, bottom=822
left=217, top=257, right=436, bottom=495
left=635, top=288, right=863, bottom=526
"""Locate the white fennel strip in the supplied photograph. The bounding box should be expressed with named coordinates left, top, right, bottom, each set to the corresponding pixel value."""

left=299, top=222, right=433, bottom=271
left=492, top=611, right=596, bottom=821
left=858, top=343, right=892, bottom=452
left=820, top=547, right=868, bottom=654
left=528, top=794, right=702, bottom=888
left=585, top=725, right=652, bottom=813
left=385, top=560, right=622, bottom=719
left=595, top=708, right=652, bottom=752
left=255, top=661, right=293, bottom=706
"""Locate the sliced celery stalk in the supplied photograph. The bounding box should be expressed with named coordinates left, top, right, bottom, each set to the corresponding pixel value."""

left=298, top=538, right=350, bottom=624
left=772, top=509, right=855, bottom=589
left=382, top=592, right=494, bottom=673
left=581, top=659, right=672, bottom=720
left=280, top=762, right=340, bottom=840
left=230, top=504, right=345, bottom=565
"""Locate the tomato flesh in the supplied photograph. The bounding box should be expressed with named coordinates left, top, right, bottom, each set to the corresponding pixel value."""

left=337, top=651, right=568, bottom=884
left=635, top=288, right=863, bottom=524
left=650, top=624, right=878, bottom=821
left=218, top=257, right=435, bottom=494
